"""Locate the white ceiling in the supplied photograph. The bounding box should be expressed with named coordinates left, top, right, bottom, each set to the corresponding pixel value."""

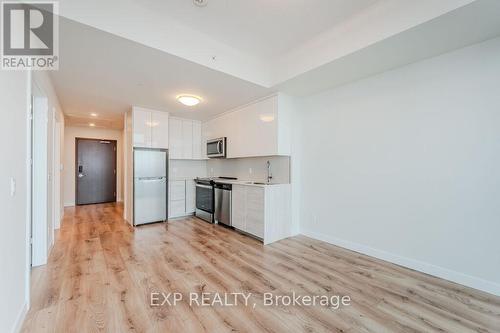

left=51, top=0, right=500, bottom=129
left=137, top=0, right=378, bottom=58
left=57, top=0, right=478, bottom=87
left=277, top=0, right=500, bottom=95
left=52, top=18, right=272, bottom=126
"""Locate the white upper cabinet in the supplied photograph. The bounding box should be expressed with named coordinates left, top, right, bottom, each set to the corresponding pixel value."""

left=133, top=108, right=152, bottom=148
left=192, top=121, right=202, bottom=159
left=169, top=117, right=203, bottom=160
left=202, top=94, right=292, bottom=158
left=132, top=107, right=169, bottom=149
left=151, top=111, right=169, bottom=149
left=182, top=120, right=193, bottom=159
left=169, top=118, right=183, bottom=159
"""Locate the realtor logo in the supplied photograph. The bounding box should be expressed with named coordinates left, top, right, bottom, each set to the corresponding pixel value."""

left=1, top=1, right=58, bottom=70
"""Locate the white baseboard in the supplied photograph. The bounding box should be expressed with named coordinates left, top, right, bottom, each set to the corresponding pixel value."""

left=301, top=229, right=500, bottom=297
left=12, top=302, right=28, bottom=333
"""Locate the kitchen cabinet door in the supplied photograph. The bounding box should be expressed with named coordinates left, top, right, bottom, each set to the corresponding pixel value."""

left=169, top=200, right=186, bottom=218
left=151, top=111, right=169, bottom=149
left=169, top=180, right=185, bottom=201
left=169, top=118, right=183, bottom=159
left=133, top=108, right=151, bottom=147
left=182, top=120, right=193, bottom=159
left=231, top=185, right=246, bottom=231
left=192, top=121, right=202, bottom=159
left=169, top=180, right=186, bottom=218
left=245, top=187, right=265, bottom=239
left=185, top=180, right=196, bottom=214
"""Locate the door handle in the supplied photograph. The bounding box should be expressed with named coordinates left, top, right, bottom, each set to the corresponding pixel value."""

left=78, top=165, right=85, bottom=178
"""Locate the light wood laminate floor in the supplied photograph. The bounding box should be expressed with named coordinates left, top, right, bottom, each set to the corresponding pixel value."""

left=21, top=203, right=500, bottom=332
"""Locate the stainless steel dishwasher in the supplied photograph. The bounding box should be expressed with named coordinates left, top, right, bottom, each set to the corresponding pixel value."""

left=214, top=182, right=232, bottom=227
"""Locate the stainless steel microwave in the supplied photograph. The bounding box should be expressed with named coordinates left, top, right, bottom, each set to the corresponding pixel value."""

left=207, top=137, right=226, bottom=158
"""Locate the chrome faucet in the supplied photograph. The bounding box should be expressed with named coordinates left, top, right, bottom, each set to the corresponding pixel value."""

left=267, top=160, right=273, bottom=183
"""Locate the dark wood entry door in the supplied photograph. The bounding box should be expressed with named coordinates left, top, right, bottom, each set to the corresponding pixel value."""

left=76, top=138, right=117, bottom=205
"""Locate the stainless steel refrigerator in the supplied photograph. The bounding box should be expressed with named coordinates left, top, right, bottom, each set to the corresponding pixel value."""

left=134, top=148, right=168, bottom=225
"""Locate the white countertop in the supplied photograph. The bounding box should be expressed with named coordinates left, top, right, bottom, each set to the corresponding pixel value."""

left=169, top=177, right=290, bottom=187
left=212, top=179, right=290, bottom=187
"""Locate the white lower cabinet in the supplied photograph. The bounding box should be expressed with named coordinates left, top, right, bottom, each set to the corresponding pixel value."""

left=231, top=185, right=246, bottom=231
left=244, top=187, right=265, bottom=239
left=232, top=185, right=285, bottom=242
left=232, top=185, right=265, bottom=239
left=185, top=180, right=196, bottom=214
left=169, top=179, right=196, bottom=218
left=169, top=200, right=186, bottom=218
left=169, top=180, right=185, bottom=218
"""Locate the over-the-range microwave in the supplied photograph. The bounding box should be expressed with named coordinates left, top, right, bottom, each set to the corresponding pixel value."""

left=206, top=137, right=226, bottom=158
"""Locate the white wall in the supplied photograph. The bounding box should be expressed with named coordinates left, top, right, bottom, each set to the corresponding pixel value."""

left=31, top=71, right=65, bottom=267
left=124, top=111, right=133, bottom=223
left=298, top=37, right=500, bottom=295
left=170, top=160, right=207, bottom=180
left=63, top=126, right=124, bottom=206
left=207, top=156, right=290, bottom=184
left=0, top=71, right=30, bottom=332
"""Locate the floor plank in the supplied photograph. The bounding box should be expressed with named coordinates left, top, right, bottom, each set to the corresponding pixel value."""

left=21, top=203, right=500, bottom=333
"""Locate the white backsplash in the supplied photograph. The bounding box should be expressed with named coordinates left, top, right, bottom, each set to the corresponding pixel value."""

left=169, top=160, right=207, bottom=180
left=207, top=156, right=290, bottom=183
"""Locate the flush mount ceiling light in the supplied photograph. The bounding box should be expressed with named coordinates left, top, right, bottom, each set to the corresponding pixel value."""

left=193, top=0, right=208, bottom=7
left=89, top=123, right=96, bottom=127
left=177, top=95, right=201, bottom=106
left=90, top=113, right=98, bottom=117
left=259, top=114, right=275, bottom=123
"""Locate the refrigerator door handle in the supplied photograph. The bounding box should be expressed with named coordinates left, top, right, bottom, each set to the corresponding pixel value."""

left=138, top=177, right=165, bottom=181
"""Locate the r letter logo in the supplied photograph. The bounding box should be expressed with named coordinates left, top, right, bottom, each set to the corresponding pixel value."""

left=1, top=1, right=58, bottom=70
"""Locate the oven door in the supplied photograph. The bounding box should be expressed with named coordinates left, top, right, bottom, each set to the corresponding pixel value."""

left=207, top=138, right=226, bottom=158
left=196, top=183, right=214, bottom=213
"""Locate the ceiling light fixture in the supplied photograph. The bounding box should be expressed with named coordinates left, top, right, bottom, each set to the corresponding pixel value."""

left=177, top=95, right=201, bottom=107
left=89, top=123, right=96, bottom=127
left=193, top=0, right=208, bottom=7
left=259, top=114, right=275, bottom=123
left=90, top=113, right=98, bottom=117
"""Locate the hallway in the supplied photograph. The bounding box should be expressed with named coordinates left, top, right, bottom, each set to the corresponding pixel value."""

left=21, top=204, right=500, bottom=332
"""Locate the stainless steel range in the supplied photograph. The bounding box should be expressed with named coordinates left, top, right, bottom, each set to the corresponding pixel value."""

left=195, top=177, right=236, bottom=224
left=195, top=178, right=215, bottom=223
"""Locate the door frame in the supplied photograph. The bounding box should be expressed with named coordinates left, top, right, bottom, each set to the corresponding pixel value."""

left=31, top=82, right=49, bottom=267
left=75, top=137, right=117, bottom=206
